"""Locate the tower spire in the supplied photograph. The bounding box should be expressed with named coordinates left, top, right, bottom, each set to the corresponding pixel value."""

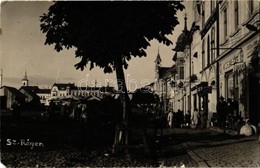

left=183, top=12, right=188, bottom=33
left=24, top=70, right=27, bottom=80
left=22, top=70, right=29, bottom=86
left=155, top=47, right=162, bottom=63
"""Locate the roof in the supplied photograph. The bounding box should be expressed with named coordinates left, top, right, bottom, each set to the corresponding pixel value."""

left=53, top=83, right=77, bottom=90
left=159, top=67, right=171, bottom=79
left=99, top=86, right=116, bottom=93
left=1, top=86, right=26, bottom=99
left=159, top=66, right=177, bottom=80
left=19, top=87, right=40, bottom=100
left=36, top=89, right=51, bottom=94
left=20, top=86, right=39, bottom=92
left=172, top=31, right=190, bottom=52
left=74, top=86, right=116, bottom=93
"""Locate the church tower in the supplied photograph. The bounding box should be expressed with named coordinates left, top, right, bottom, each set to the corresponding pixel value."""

left=22, top=70, right=29, bottom=86
left=154, top=47, right=162, bottom=81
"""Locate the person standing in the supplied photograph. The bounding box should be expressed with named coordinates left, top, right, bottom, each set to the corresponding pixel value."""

left=191, top=108, right=199, bottom=129
left=167, top=109, right=174, bottom=129
left=216, top=96, right=227, bottom=128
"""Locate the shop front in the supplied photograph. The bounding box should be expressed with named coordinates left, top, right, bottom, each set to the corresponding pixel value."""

left=191, top=82, right=212, bottom=128
left=219, top=40, right=259, bottom=126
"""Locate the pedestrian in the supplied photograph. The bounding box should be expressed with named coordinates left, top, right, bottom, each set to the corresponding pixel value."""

left=184, top=110, right=191, bottom=127
left=167, top=109, right=174, bottom=129
left=226, top=98, right=234, bottom=129
left=80, top=104, right=88, bottom=124
left=191, top=108, right=199, bottom=129
left=216, top=96, right=227, bottom=128
left=74, top=104, right=82, bottom=121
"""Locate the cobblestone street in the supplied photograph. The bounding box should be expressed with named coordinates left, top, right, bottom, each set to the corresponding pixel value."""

left=1, top=117, right=259, bottom=167
left=186, top=133, right=259, bottom=167
left=154, top=128, right=259, bottom=167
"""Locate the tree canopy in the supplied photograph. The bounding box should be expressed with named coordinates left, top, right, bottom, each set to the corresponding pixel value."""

left=40, top=2, right=184, bottom=73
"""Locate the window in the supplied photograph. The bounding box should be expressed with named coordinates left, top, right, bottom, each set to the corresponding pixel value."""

left=226, top=72, right=233, bottom=99
left=248, top=1, right=254, bottom=16
left=226, top=71, right=239, bottom=101
left=234, top=1, right=239, bottom=30
left=179, top=67, right=184, bottom=79
left=202, top=40, right=205, bottom=68
left=207, top=35, right=210, bottom=65
left=202, top=2, right=205, bottom=27
left=223, top=8, right=227, bottom=41
left=211, top=1, right=216, bottom=12
left=211, top=27, right=216, bottom=60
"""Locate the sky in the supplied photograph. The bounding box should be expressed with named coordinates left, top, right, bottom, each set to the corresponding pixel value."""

left=0, top=1, right=193, bottom=90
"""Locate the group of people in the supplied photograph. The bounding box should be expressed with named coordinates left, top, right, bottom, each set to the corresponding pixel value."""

left=167, top=108, right=207, bottom=129
left=217, top=96, right=240, bottom=129
left=167, top=109, right=191, bottom=129
left=48, top=100, right=89, bottom=124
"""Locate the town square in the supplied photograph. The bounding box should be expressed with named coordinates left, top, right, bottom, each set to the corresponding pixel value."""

left=0, top=0, right=259, bottom=167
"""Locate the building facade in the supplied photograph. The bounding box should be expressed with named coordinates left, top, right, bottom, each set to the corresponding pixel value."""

left=50, top=83, right=116, bottom=101
left=176, top=0, right=259, bottom=127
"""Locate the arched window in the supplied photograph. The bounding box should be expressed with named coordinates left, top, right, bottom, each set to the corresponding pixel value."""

left=211, top=80, right=216, bottom=86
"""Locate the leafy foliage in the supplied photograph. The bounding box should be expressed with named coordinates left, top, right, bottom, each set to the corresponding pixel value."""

left=40, top=2, right=184, bottom=73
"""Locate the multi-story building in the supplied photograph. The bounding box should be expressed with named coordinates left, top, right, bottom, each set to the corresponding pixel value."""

left=175, top=0, right=259, bottom=127
left=50, top=83, right=117, bottom=102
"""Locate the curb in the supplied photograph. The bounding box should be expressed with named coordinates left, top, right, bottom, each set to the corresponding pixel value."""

left=208, top=126, right=238, bottom=135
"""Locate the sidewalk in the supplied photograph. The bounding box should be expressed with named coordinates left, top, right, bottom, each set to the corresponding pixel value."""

left=184, top=128, right=259, bottom=167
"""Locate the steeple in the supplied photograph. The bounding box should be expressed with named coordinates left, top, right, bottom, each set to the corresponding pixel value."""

left=155, top=47, right=162, bottom=81
left=183, top=12, right=188, bottom=33
left=22, top=70, right=29, bottom=86
left=154, top=47, right=162, bottom=66
left=172, top=13, right=190, bottom=52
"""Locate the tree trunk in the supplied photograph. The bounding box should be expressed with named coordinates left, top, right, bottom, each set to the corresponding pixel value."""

left=113, top=56, right=130, bottom=153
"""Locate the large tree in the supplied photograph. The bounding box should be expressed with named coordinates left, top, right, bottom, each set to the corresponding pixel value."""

left=40, top=1, right=184, bottom=148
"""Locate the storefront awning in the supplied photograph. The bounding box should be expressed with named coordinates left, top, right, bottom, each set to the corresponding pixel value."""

left=191, top=82, right=212, bottom=94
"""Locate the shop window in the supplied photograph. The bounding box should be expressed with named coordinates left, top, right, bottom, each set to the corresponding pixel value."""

left=226, top=72, right=233, bottom=99
left=226, top=71, right=239, bottom=100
